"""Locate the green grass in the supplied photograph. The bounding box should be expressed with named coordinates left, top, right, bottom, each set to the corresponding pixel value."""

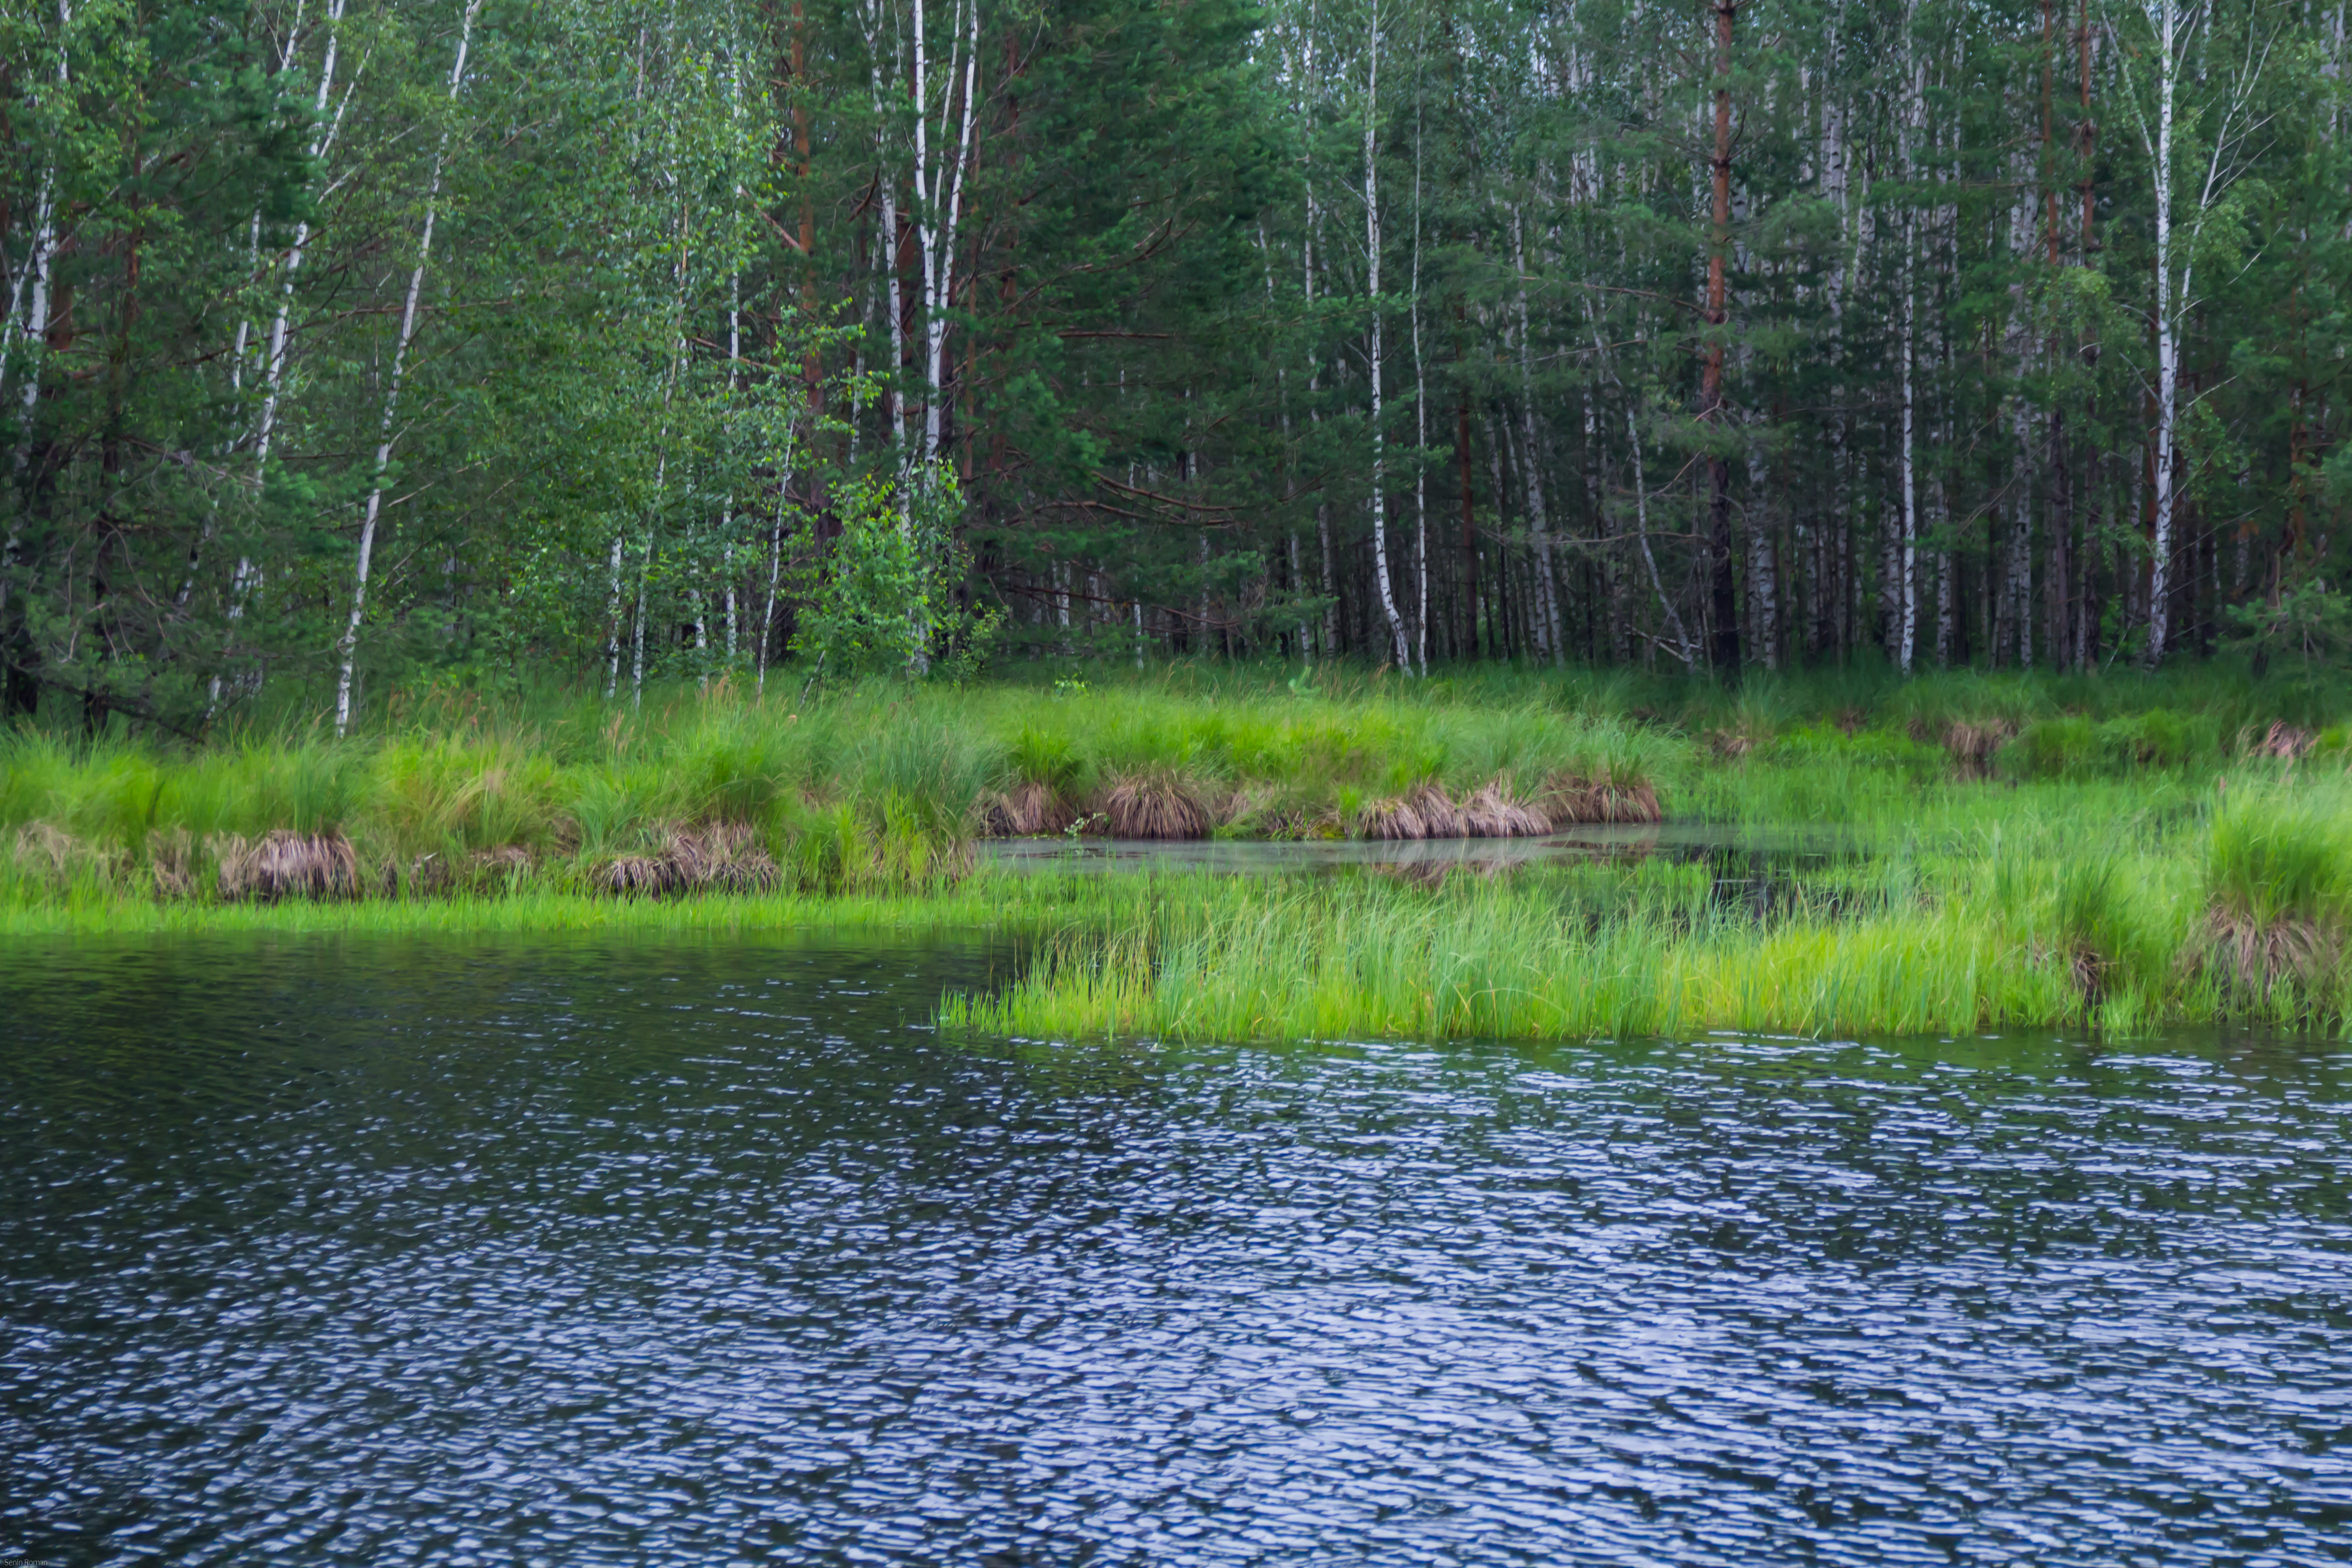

left=941, top=789, right=2352, bottom=1042
left=10, top=660, right=2352, bottom=1040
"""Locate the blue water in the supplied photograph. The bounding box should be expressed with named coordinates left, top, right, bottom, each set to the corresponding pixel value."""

left=4, top=935, right=2349, bottom=1565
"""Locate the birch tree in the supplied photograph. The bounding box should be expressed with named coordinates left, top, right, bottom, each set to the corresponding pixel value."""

left=2107, top=0, right=2278, bottom=664
left=333, top=0, right=483, bottom=735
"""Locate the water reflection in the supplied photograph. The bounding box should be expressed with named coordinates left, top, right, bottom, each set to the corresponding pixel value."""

left=3, top=936, right=2348, bottom=1565
left=981, top=822, right=1843, bottom=875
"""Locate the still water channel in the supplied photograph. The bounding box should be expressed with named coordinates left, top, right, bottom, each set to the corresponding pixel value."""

left=3, top=935, right=2350, bottom=1566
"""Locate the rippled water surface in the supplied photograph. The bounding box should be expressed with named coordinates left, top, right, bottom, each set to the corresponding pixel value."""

left=5, top=936, right=2352, bottom=1566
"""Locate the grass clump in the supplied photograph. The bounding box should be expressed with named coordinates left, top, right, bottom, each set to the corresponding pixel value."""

left=2198, top=795, right=2352, bottom=1007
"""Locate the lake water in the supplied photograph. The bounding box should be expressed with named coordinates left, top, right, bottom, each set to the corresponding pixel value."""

left=5, top=936, right=2350, bottom=1566
left=979, top=823, right=1847, bottom=875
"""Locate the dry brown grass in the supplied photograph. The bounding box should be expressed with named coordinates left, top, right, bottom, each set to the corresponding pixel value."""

left=1540, top=773, right=1662, bottom=826
left=474, top=844, right=535, bottom=878
left=1943, top=719, right=2019, bottom=779
left=1215, top=786, right=1266, bottom=827
left=1409, top=782, right=1464, bottom=838
left=11, top=822, right=127, bottom=888
left=597, top=823, right=777, bottom=898
left=599, top=853, right=684, bottom=898
left=2204, top=905, right=2337, bottom=998
left=403, top=852, right=454, bottom=898
left=980, top=780, right=1075, bottom=837
left=13, top=822, right=80, bottom=880
left=147, top=828, right=197, bottom=899
left=1099, top=770, right=1212, bottom=839
left=1358, top=795, right=1429, bottom=841
left=1456, top=780, right=1551, bottom=838
left=671, top=822, right=780, bottom=892
left=217, top=830, right=360, bottom=902
left=2254, top=720, right=2317, bottom=761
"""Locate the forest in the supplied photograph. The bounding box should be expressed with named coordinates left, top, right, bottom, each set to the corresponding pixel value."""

left=1, top=0, right=2349, bottom=731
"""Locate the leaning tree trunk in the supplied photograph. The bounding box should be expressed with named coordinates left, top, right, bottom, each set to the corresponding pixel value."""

left=333, top=0, right=480, bottom=736
left=1362, top=1, right=1412, bottom=674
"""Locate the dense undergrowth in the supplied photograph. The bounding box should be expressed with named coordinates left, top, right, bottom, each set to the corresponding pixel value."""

left=9, top=660, right=2352, bottom=1039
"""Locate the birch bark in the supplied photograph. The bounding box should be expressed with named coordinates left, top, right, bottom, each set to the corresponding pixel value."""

left=2143, top=0, right=2179, bottom=664
left=2107, top=0, right=2275, bottom=663
left=910, top=0, right=980, bottom=462
left=0, top=0, right=74, bottom=633
left=220, top=0, right=356, bottom=698
left=333, top=0, right=482, bottom=735
left=1362, top=0, right=1412, bottom=673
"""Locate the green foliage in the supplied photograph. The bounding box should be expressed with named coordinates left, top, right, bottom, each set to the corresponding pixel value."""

left=2224, top=578, right=2352, bottom=674
left=789, top=466, right=999, bottom=683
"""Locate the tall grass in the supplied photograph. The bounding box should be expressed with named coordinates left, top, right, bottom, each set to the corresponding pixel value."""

left=1, top=671, right=1700, bottom=888
left=944, top=872, right=2080, bottom=1043
left=10, top=663, right=2352, bottom=1040
left=945, top=772, right=2352, bottom=1042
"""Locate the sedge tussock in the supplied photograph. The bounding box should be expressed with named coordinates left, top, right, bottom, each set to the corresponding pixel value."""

left=980, top=780, right=1074, bottom=837
left=598, top=822, right=779, bottom=898
left=1099, top=770, right=1213, bottom=839
left=1407, top=783, right=1464, bottom=838
left=217, top=829, right=361, bottom=902
left=1456, top=781, right=1549, bottom=838
left=1539, top=772, right=1662, bottom=826
left=1358, top=794, right=1428, bottom=841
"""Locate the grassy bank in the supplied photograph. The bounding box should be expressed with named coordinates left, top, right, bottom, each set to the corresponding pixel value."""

left=3, top=669, right=1690, bottom=905
left=10, top=662, right=2352, bottom=1040
left=937, top=773, right=2352, bottom=1042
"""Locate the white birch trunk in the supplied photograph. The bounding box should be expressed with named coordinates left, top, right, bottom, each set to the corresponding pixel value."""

left=0, top=1, right=69, bottom=628
left=1746, top=437, right=1779, bottom=669
left=213, top=0, right=356, bottom=706
left=5, top=0, right=74, bottom=476
left=863, top=0, right=909, bottom=457
left=1627, top=406, right=1696, bottom=668
left=720, top=274, right=741, bottom=671
left=1362, top=3, right=1411, bottom=674
left=756, top=443, right=794, bottom=695
left=1897, top=230, right=1918, bottom=676
left=912, top=0, right=980, bottom=464
left=333, top=0, right=480, bottom=735
left=605, top=534, right=628, bottom=698
left=1300, top=34, right=1339, bottom=660
left=2144, top=0, right=2178, bottom=665
left=2110, top=0, right=2272, bottom=660
left=632, top=515, right=653, bottom=706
